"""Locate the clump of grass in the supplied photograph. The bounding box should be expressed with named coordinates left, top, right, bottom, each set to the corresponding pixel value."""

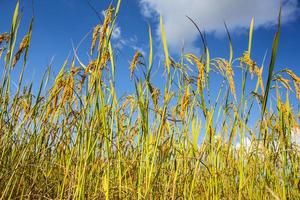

left=0, top=2, right=300, bottom=199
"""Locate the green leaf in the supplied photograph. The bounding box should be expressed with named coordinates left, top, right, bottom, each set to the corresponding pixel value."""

left=148, top=25, right=153, bottom=71
left=261, top=7, right=281, bottom=119
left=160, top=15, right=170, bottom=73
left=248, top=18, right=254, bottom=56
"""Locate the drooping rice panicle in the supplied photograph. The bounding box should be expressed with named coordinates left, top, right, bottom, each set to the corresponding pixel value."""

left=91, top=24, right=101, bottom=55
left=217, top=59, right=237, bottom=101
left=274, top=76, right=292, bottom=91
left=12, top=34, right=30, bottom=67
left=98, top=7, right=113, bottom=51
left=130, top=51, right=142, bottom=80
left=0, top=32, right=10, bottom=45
left=240, top=51, right=257, bottom=75
left=186, top=54, right=205, bottom=92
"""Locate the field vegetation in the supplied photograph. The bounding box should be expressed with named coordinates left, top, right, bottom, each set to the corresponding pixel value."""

left=0, top=1, right=300, bottom=199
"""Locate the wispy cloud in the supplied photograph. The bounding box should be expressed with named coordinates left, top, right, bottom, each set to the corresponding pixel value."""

left=111, top=25, right=122, bottom=40
left=291, top=127, right=300, bottom=148
left=114, top=35, right=146, bottom=56
left=139, top=0, right=299, bottom=52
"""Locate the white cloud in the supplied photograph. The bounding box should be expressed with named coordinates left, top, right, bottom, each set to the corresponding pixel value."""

left=235, top=137, right=252, bottom=152
left=139, top=0, right=299, bottom=52
left=111, top=25, right=121, bottom=40
left=113, top=36, right=146, bottom=55
left=291, top=127, right=300, bottom=149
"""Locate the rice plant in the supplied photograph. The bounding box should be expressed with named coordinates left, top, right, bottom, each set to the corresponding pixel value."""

left=0, top=1, right=299, bottom=199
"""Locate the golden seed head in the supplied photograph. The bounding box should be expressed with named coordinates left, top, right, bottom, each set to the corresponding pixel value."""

left=0, top=47, right=4, bottom=58
left=0, top=32, right=10, bottom=45
left=180, top=88, right=191, bottom=119
left=186, top=54, right=205, bottom=92
left=151, top=87, right=160, bottom=110
left=100, top=50, right=110, bottom=69
left=91, top=25, right=101, bottom=54
left=129, top=51, right=142, bottom=80
left=12, top=34, right=30, bottom=67
left=293, top=81, right=300, bottom=100
left=20, top=34, right=30, bottom=49
left=86, top=59, right=97, bottom=73
left=70, top=67, right=81, bottom=75
left=219, top=59, right=236, bottom=101
left=98, top=8, right=113, bottom=51
left=284, top=69, right=300, bottom=84
left=61, top=72, right=75, bottom=108
left=240, top=51, right=257, bottom=75
left=274, top=76, right=292, bottom=91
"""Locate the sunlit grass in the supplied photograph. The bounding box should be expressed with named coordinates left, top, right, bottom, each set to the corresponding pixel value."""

left=0, top=2, right=299, bottom=199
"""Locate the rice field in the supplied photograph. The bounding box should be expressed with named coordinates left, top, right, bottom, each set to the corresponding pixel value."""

left=0, top=1, right=300, bottom=199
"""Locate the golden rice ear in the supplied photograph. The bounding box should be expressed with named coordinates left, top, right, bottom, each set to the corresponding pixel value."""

left=129, top=51, right=142, bottom=80
left=12, top=34, right=30, bottom=67
left=99, top=50, right=110, bottom=69
left=85, top=59, right=97, bottom=73
left=283, top=69, right=300, bottom=83
left=274, top=76, right=292, bottom=91
left=98, top=8, right=113, bottom=51
left=239, top=51, right=257, bottom=76
left=282, top=69, right=300, bottom=99
left=148, top=83, right=160, bottom=110
left=218, top=59, right=236, bottom=101
left=70, top=66, right=81, bottom=75
left=90, top=25, right=101, bottom=55
left=293, top=81, right=300, bottom=100
left=0, top=48, right=4, bottom=58
left=185, top=54, right=205, bottom=92
left=0, top=32, right=10, bottom=45
left=225, top=61, right=236, bottom=101
left=180, top=87, right=191, bottom=119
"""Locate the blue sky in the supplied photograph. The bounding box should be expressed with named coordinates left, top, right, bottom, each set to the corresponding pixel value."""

left=0, top=0, right=299, bottom=106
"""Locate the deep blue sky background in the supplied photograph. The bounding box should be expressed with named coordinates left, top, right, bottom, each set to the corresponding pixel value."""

left=0, top=0, right=299, bottom=115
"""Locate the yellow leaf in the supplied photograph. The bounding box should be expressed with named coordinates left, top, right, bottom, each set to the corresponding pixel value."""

left=160, top=16, right=170, bottom=72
